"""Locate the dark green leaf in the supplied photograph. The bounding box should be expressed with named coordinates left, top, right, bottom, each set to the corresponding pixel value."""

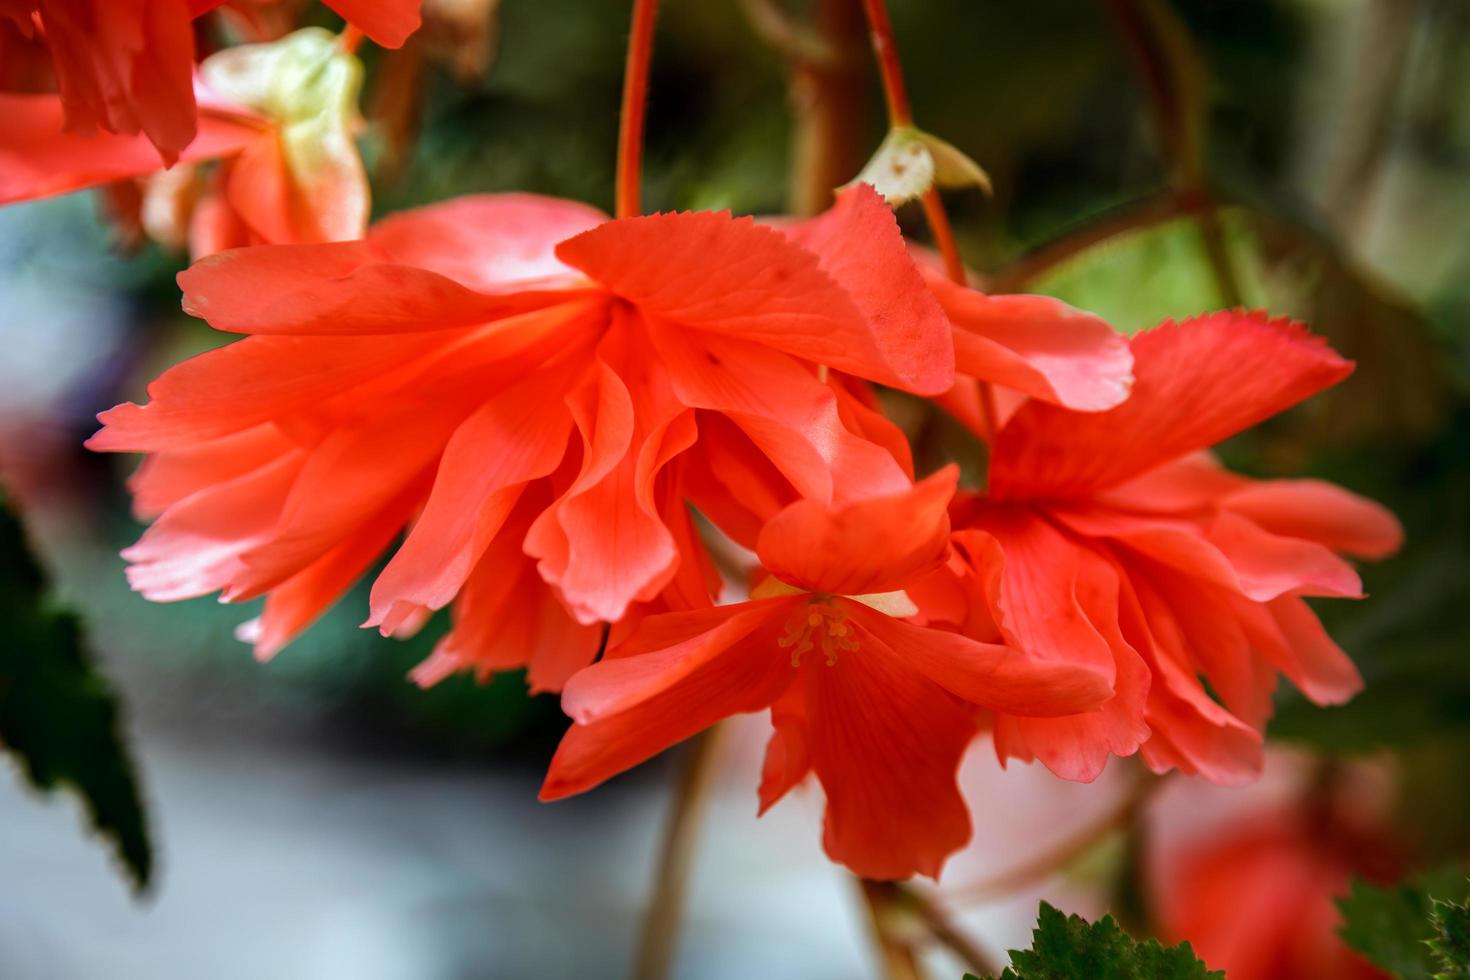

left=982, top=901, right=1222, bottom=979
left=1338, top=868, right=1470, bottom=980
left=0, top=495, right=152, bottom=893
left=1430, top=894, right=1470, bottom=979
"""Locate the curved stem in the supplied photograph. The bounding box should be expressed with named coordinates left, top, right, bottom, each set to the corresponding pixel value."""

left=857, top=880, right=926, bottom=980
left=337, top=23, right=365, bottom=54
left=859, top=0, right=991, bottom=440
left=632, top=726, right=722, bottom=980
left=858, top=0, right=913, bottom=126
left=616, top=0, right=660, bottom=219
left=897, top=883, right=1002, bottom=976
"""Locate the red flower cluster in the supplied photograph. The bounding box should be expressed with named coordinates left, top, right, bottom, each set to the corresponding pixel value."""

left=0, top=0, right=1403, bottom=882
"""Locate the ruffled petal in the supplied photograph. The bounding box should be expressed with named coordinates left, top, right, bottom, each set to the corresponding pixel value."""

left=990, top=312, right=1354, bottom=500
left=557, top=199, right=951, bottom=392
left=755, top=466, right=955, bottom=596
left=540, top=603, right=794, bottom=801
left=647, top=319, right=910, bottom=506
left=121, top=448, right=305, bottom=602
left=526, top=320, right=696, bottom=624
left=40, top=0, right=198, bottom=163
left=246, top=475, right=426, bottom=660
left=779, top=185, right=954, bottom=394
left=925, top=270, right=1133, bottom=411
left=1221, top=479, right=1404, bottom=560
left=366, top=370, right=576, bottom=629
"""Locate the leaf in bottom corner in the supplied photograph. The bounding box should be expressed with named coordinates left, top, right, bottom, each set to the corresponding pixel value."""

left=1337, top=867, right=1470, bottom=980
left=0, top=494, right=152, bottom=893
left=982, top=901, right=1222, bottom=980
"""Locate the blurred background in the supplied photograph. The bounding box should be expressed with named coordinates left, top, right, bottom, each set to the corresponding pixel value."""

left=1, top=0, right=1468, bottom=977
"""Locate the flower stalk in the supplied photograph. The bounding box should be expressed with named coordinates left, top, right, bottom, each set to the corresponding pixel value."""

left=616, top=0, right=660, bottom=219
left=858, top=0, right=996, bottom=440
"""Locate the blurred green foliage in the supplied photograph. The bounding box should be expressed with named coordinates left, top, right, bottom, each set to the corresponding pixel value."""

left=1339, top=868, right=1470, bottom=980
left=0, top=495, right=151, bottom=893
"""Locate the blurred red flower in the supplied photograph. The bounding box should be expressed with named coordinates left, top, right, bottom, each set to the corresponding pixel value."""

left=0, top=28, right=370, bottom=253
left=0, top=0, right=419, bottom=165
left=918, top=312, right=1402, bottom=784
left=541, top=468, right=1111, bottom=879
left=1157, top=805, right=1392, bottom=980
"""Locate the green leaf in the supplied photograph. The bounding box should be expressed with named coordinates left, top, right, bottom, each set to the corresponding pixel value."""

left=981, top=901, right=1222, bottom=979
left=1431, top=894, right=1470, bottom=979
left=0, top=495, right=152, bottom=893
left=1338, top=868, right=1470, bottom=980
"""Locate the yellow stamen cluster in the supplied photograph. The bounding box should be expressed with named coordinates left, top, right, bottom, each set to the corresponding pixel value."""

left=778, top=600, right=859, bottom=667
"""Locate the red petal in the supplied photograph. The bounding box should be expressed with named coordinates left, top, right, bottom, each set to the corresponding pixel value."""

left=365, top=193, right=606, bottom=290
left=1204, top=512, right=1363, bottom=600
left=926, top=270, right=1133, bottom=410
left=324, top=0, right=422, bottom=49
left=121, top=449, right=305, bottom=602
left=540, top=605, right=794, bottom=801
left=647, top=321, right=910, bottom=506
left=850, top=602, right=1112, bottom=717
left=990, top=312, right=1353, bottom=500
left=526, top=320, right=695, bottom=623
left=41, top=0, right=198, bottom=163
left=177, top=241, right=594, bottom=336
left=1262, top=595, right=1364, bottom=705
left=413, top=497, right=603, bottom=694
left=800, top=640, right=976, bottom=879
left=557, top=203, right=951, bottom=393
left=755, top=466, right=956, bottom=596
left=758, top=683, right=810, bottom=815
left=248, top=475, right=425, bottom=660
left=366, top=373, right=575, bottom=628
left=1222, top=479, right=1404, bottom=560
left=780, top=185, right=955, bottom=394
left=0, top=94, right=259, bottom=205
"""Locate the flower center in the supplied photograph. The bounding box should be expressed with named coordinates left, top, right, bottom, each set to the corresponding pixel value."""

left=777, top=599, right=859, bottom=667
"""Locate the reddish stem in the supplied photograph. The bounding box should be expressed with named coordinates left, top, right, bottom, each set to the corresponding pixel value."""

left=861, top=0, right=994, bottom=440
left=616, top=0, right=660, bottom=219
left=859, top=0, right=913, bottom=126
left=338, top=23, right=364, bottom=54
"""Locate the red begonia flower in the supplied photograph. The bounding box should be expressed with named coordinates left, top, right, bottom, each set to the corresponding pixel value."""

left=1156, top=807, right=1392, bottom=980
left=89, top=186, right=956, bottom=680
left=0, top=0, right=199, bottom=164
left=921, top=311, right=1402, bottom=784
left=540, top=468, right=1112, bottom=880
left=0, top=0, right=419, bottom=166
left=1, top=28, right=370, bottom=252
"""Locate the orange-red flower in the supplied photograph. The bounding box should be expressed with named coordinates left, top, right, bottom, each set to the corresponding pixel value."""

left=0, top=0, right=419, bottom=164
left=540, top=468, right=1111, bottom=880
left=89, top=186, right=956, bottom=686
left=918, top=312, right=1402, bottom=784
left=1156, top=805, right=1393, bottom=980
left=1, top=28, right=369, bottom=253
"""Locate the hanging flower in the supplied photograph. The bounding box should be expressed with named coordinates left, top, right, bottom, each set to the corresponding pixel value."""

left=541, top=468, right=1111, bottom=879
left=0, top=0, right=420, bottom=165
left=89, top=184, right=956, bottom=683
left=0, top=27, right=369, bottom=254
left=918, top=311, right=1402, bottom=784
